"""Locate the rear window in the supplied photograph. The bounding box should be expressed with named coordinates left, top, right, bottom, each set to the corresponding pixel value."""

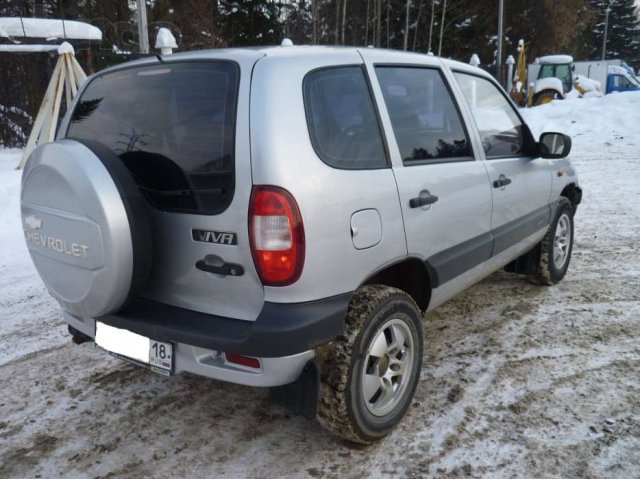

left=67, top=61, right=239, bottom=215
left=303, top=66, right=387, bottom=169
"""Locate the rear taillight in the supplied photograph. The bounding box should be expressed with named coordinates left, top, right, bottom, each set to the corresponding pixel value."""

left=249, top=186, right=305, bottom=286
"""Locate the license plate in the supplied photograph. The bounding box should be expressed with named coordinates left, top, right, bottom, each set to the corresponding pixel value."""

left=95, top=322, right=173, bottom=376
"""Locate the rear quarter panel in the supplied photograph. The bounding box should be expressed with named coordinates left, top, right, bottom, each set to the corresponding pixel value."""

left=249, top=50, right=408, bottom=303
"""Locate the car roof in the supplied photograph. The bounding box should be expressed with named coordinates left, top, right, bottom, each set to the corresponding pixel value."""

left=95, top=45, right=493, bottom=81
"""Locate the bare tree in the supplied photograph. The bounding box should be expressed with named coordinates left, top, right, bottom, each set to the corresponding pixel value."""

left=312, top=0, right=318, bottom=44
left=412, top=0, right=423, bottom=51
left=403, top=0, right=410, bottom=50
left=335, top=0, right=340, bottom=44
left=365, top=0, right=371, bottom=44
left=437, top=0, right=447, bottom=56
left=427, top=0, right=435, bottom=53
left=341, top=0, right=347, bottom=44
left=375, top=0, right=382, bottom=46
left=386, top=0, right=390, bottom=47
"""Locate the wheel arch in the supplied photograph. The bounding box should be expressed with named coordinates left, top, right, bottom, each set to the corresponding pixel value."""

left=560, top=182, right=582, bottom=214
left=361, top=258, right=433, bottom=311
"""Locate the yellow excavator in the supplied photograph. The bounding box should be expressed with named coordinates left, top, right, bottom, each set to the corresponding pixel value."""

left=510, top=39, right=528, bottom=106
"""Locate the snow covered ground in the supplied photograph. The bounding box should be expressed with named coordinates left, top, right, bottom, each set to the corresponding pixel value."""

left=1, top=92, right=639, bottom=477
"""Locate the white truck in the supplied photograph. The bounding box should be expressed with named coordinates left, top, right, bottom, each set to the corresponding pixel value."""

left=574, top=60, right=640, bottom=95
left=528, top=55, right=639, bottom=106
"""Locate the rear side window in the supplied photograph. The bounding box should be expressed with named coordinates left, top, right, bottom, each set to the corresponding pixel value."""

left=303, top=66, right=387, bottom=169
left=67, top=61, right=239, bottom=215
left=375, top=66, right=472, bottom=164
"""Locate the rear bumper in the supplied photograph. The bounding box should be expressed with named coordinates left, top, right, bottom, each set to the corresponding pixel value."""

left=64, top=293, right=351, bottom=386
left=96, top=293, right=351, bottom=357
left=68, top=316, right=314, bottom=387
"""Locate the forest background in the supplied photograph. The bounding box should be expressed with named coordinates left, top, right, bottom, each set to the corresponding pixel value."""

left=1, top=0, right=639, bottom=146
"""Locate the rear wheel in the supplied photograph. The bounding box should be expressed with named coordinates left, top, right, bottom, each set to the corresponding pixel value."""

left=317, top=285, right=423, bottom=444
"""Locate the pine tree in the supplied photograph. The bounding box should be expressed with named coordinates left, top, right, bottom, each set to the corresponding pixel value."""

left=590, top=0, right=640, bottom=65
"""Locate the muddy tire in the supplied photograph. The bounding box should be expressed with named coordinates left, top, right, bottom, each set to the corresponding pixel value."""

left=534, top=198, right=574, bottom=285
left=316, top=285, right=423, bottom=444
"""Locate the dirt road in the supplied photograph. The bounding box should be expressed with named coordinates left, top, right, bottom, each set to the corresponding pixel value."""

left=1, top=143, right=639, bottom=477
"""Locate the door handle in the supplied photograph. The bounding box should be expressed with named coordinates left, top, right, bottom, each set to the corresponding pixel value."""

left=196, top=259, right=244, bottom=277
left=409, top=190, right=439, bottom=208
left=493, top=175, right=512, bottom=189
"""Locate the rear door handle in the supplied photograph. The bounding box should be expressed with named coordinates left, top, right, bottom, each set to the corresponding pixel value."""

left=493, top=175, right=512, bottom=188
left=409, top=190, right=439, bottom=208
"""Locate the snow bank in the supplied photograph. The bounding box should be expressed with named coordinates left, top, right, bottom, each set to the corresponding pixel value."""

left=0, top=150, right=23, bottom=252
left=521, top=91, right=640, bottom=150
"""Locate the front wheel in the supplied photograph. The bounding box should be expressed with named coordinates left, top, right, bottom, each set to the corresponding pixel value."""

left=535, top=198, right=574, bottom=285
left=317, top=285, right=424, bottom=444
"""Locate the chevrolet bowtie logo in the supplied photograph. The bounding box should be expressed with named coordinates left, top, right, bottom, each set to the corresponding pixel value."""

left=24, top=214, right=43, bottom=230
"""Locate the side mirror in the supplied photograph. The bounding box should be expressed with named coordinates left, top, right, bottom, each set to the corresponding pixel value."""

left=539, top=132, right=572, bottom=159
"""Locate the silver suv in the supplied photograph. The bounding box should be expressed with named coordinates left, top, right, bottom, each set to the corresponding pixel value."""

left=21, top=46, right=582, bottom=443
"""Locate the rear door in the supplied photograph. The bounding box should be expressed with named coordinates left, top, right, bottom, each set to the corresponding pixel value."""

left=361, top=51, right=494, bottom=303
left=65, top=53, right=266, bottom=320
left=451, top=70, right=552, bottom=265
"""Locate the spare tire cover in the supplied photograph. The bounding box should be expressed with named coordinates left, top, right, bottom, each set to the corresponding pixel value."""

left=21, top=139, right=152, bottom=318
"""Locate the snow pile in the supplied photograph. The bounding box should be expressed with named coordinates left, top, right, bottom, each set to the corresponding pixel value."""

left=0, top=150, right=24, bottom=263
left=57, top=41, right=74, bottom=55
left=536, top=54, right=573, bottom=65
left=521, top=90, right=640, bottom=150
left=155, top=27, right=177, bottom=53
left=574, top=74, right=603, bottom=94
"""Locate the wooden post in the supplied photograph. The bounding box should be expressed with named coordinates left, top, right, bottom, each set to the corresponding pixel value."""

left=18, top=42, right=88, bottom=170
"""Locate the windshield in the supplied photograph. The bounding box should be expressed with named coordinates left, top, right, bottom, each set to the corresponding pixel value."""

left=627, top=74, right=640, bottom=88
left=539, top=63, right=573, bottom=93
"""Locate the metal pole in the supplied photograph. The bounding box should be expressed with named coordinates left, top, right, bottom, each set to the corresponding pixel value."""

left=496, top=0, right=504, bottom=85
left=137, top=0, right=149, bottom=54
left=602, top=5, right=610, bottom=60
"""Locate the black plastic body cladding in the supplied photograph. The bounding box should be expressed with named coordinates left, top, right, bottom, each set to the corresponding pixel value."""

left=97, top=293, right=352, bottom=358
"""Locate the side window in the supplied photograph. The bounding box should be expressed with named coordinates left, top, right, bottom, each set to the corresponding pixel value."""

left=303, top=66, right=387, bottom=169
left=454, top=72, right=524, bottom=159
left=375, top=66, right=472, bottom=164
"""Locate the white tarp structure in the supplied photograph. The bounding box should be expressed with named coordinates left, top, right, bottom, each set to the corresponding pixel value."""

left=0, top=17, right=102, bottom=41
left=17, top=42, right=87, bottom=169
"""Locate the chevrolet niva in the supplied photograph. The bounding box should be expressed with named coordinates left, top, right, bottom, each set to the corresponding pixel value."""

left=21, top=46, right=581, bottom=443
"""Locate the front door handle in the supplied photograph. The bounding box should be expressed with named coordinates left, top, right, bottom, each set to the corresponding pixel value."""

left=409, top=190, right=439, bottom=208
left=493, top=174, right=512, bottom=189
